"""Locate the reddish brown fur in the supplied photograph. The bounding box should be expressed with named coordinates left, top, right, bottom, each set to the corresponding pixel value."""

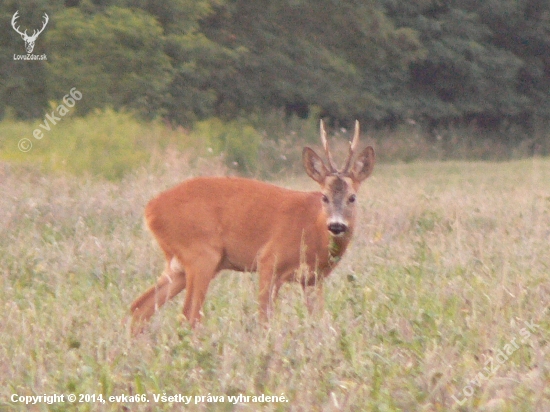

left=130, top=121, right=374, bottom=334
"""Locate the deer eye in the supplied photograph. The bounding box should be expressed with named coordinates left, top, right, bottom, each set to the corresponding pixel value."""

left=348, top=194, right=356, bottom=203
left=322, top=194, right=329, bottom=203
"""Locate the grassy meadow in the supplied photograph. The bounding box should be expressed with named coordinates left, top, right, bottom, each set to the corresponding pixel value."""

left=0, top=116, right=549, bottom=411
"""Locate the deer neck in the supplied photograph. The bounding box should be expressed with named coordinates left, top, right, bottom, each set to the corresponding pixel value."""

left=327, top=231, right=351, bottom=268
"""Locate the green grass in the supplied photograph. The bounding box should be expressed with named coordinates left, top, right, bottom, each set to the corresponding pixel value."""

left=0, top=109, right=196, bottom=180
left=0, top=156, right=549, bottom=411
left=3, top=109, right=546, bottom=185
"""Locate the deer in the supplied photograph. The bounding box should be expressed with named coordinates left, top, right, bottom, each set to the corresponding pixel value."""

left=130, top=120, right=375, bottom=334
left=11, top=11, right=49, bottom=54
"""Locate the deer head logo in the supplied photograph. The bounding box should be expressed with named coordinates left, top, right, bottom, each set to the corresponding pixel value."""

left=11, top=11, right=49, bottom=54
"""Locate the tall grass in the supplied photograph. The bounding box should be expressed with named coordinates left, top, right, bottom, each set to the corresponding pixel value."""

left=0, top=153, right=548, bottom=411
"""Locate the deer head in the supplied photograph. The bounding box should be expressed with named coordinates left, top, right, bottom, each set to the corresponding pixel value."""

left=12, top=11, right=49, bottom=54
left=303, top=120, right=375, bottom=236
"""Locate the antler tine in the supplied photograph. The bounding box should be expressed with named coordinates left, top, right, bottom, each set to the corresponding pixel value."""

left=31, top=13, right=49, bottom=39
left=39, top=14, right=49, bottom=33
left=342, top=120, right=361, bottom=174
left=320, top=120, right=337, bottom=173
left=12, top=10, right=19, bottom=26
left=11, top=11, right=26, bottom=36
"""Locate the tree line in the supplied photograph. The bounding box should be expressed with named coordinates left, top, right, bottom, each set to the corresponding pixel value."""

left=1, top=0, right=549, bottom=137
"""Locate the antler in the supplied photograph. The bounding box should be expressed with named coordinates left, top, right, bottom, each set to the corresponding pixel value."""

left=11, top=11, right=48, bottom=40
left=11, top=11, right=27, bottom=37
left=341, top=120, right=360, bottom=174
left=32, top=13, right=49, bottom=39
left=320, top=120, right=338, bottom=173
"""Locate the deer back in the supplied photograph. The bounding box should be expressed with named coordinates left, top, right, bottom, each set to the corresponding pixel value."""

left=145, top=176, right=333, bottom=273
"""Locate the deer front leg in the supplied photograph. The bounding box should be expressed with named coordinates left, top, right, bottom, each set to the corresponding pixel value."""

left=258, top=270, right=277, bottom=323
left=302, top=277, right=325, bottom=316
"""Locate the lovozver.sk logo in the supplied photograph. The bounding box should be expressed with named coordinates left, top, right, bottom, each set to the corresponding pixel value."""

left=11, top=10, right=48, bottom=61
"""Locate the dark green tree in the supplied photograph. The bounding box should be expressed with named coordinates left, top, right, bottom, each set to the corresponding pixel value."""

left=0, top=0, right=64, bottom=119
left=475, top=0, right=550, bottom=124
left=383, top=0, right=529, bottom=129
left=46, top=6, right=171, bottom=117
left=199, top=0, right=424, bottom=123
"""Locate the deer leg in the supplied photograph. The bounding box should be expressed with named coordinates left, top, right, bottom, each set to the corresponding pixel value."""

left=130, top=259, right=187, bottom=335
left=181, top=248, right=222, bottom=327
left=258, top=268, right=288, bottom=323
left=302, top=277, right=325, bottom=316
left=258, top=275, right=273, bottom=323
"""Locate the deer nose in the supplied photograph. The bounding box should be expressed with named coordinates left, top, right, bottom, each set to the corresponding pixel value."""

left=328, top=222, right=347, bottom=236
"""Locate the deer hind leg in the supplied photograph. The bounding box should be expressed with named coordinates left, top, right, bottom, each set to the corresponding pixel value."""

left=181, top=247, right=222, bottom=327
left=130, top=256, right=187, bottom=335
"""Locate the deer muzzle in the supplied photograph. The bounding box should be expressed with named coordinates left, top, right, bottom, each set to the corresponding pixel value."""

left=327, top=221, right=348, bottom=236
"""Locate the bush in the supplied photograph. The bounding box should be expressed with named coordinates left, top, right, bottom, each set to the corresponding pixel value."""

left=0, top=108, right=193, bottom=180
left=192, top=118, right=262, bottom=175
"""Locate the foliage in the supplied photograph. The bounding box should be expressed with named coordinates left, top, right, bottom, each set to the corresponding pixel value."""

left=1, top=0, right=550, bottom=140
left=0, top=0, right=63, bottom=119
left=476, top=0, right=550, bottom=119
left=0, top=109, right=194, bottom=180
left=200, top=0, right=424, bottom=121
left=192, top=117, right=262, bottom=174
left=46, top=6, right=172, bottom=118
left=383, top=0, right=527, bottom=125
left=1, top=110, right=547, bottom=185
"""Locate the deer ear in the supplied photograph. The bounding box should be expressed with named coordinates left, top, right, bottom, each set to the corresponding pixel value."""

left=351, top=146, right=375, bottom=182
left=303, top=147, right=329, bottom=184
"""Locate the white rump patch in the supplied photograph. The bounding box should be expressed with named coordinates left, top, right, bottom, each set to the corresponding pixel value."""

left=170, top=256, right=184, bottom=273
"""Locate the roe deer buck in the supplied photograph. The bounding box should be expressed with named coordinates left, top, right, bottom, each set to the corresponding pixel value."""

left=130, top=120, right=374, bottom=333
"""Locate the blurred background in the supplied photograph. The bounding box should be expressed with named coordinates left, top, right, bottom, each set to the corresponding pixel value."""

left=1, top=0, right=549, bottom=177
